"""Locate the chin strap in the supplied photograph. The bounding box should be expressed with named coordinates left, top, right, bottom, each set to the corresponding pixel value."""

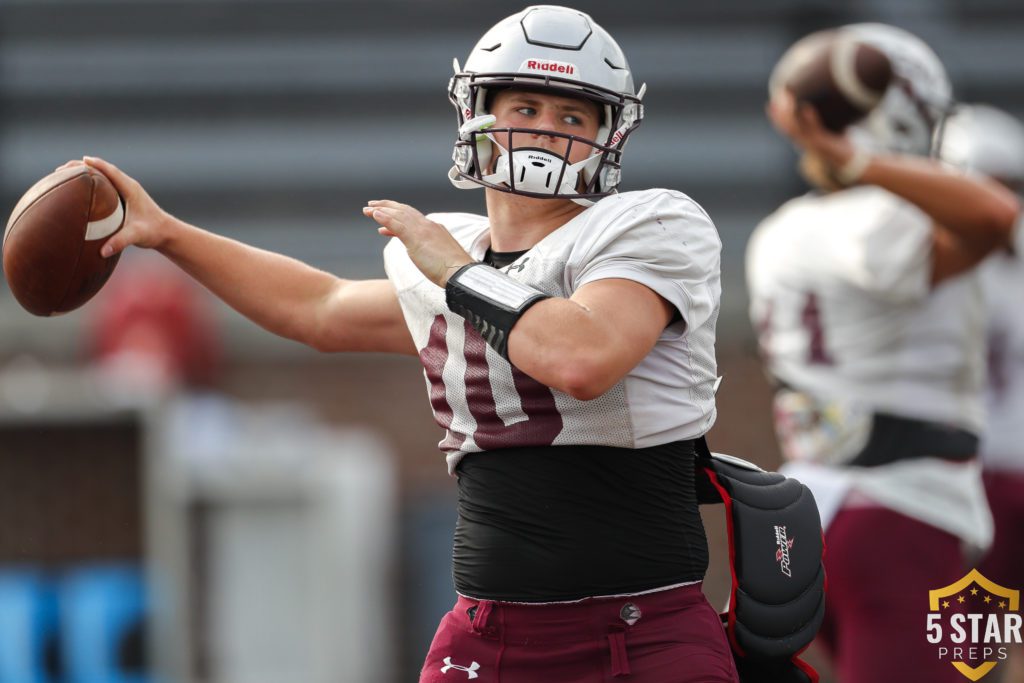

left=695, top=438, right=825, bottom=683
left=481, top=146, right=601, bottom=205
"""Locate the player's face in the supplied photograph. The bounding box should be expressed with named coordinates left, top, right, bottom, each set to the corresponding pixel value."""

left=490, top=88, right=602, bottom=166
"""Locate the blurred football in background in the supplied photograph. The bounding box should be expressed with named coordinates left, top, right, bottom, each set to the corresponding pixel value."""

left=770, top=30, right=894, bottom=132
left=3, top=165, right=124, bottom=317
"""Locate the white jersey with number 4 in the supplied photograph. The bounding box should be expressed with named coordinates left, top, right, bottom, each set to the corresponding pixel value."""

left=384, top=189, right=721, bottom=473
left=746, top=186, right=993, bottom=551
left=746, top=186, right=985, bottom=434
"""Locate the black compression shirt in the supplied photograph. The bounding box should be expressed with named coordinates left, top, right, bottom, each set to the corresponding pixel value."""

left=484, top=247, right=528, bottom=269
left=452, top=440, right=709, bottom=602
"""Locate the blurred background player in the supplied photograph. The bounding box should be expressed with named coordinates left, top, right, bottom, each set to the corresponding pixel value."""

left=747, top=23, right=1020, bottom=683
left=939, top=103, right=1024, bottom=683
left=64, top=5, right=739, bottom=682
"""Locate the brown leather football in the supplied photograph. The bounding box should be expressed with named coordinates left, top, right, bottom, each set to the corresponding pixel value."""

left=772, top=30, right=894, bottom=132
left=3, top=165, right=124, bottom=316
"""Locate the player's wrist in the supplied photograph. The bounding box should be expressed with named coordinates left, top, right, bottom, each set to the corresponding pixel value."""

left=440, top=258, right=475, bottom=289
left=153, top=214, right=192, bottom=253
left=832, top=147, right=873, bottom=186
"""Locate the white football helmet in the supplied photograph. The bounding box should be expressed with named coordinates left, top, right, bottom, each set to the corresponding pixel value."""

left=938, top=104, right=1024, bottom=192
left=841, top=23, right=953, bottom=156
left=448, top=5, right=646, bottom=206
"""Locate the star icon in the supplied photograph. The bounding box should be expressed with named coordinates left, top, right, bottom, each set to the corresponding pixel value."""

left=971, top=588, right=979, bottom=596
left=943, top=600, right=950, bottom=609
left=999, top=601, right=1007, bottom=609
left=958, top=596, right=966, bottom=604
left=984, top=596, right=992, bottom=604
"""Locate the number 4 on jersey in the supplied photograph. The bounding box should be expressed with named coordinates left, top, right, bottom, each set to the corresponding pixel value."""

left=756, top=292, right=833, bottom=366
left=801, top=292, right=833, bottom=365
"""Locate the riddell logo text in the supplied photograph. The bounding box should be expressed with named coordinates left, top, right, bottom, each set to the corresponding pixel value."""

left=774, top=525, right=794, bottom=577
left=522, top=59, right=576, bottom=75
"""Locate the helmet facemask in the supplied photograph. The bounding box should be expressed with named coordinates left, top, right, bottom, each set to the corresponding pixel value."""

left=487, top=138, right=599, bottom=199
left=848, top=75, right=952, bottom=156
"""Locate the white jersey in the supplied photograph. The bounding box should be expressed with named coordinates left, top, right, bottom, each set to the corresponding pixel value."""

left=747, top=186, right=985, bottom=435
left=749, top=186, right=993, bottom=551
left=979, top=234, right=1024, bottom=470
left=384, top=189, right=721, bottom=472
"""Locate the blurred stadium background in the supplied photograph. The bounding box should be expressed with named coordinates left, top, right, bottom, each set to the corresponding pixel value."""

left=0, top=1, right=1021, bottom=681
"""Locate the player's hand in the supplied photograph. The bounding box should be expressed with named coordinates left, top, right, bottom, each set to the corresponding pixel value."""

left=767, top=90, right=857, bottom=170
left=75, top=156, right=173, bottom=258
left=364, top=200, right=473, bottom=288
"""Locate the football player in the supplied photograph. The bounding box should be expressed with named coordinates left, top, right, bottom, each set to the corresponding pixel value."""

left=73, top=6, right=739, bottom=682
left=747, top=24, right=1020, bottom=683
left=940, top=103, right=1024, bottom=682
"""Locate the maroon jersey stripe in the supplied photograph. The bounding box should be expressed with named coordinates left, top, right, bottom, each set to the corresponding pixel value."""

left=420, top=315, right=466, bottom=452
left=462, top=320, right=563, bottom=449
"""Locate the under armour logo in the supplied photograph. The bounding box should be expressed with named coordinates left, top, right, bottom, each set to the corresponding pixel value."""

left=441, top=657, right=480, bottom=679
left=505, top=257, right=530, bottom=273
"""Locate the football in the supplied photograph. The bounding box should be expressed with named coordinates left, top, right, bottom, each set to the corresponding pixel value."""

left=771, top=30, right=894, bottom=132
left=3, top=165, right=124, bottom=316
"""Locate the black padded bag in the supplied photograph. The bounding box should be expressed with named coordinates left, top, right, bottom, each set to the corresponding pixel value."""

left=696, top=440, right=825, bottom=683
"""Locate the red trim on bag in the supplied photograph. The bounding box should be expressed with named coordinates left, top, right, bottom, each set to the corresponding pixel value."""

left=783, top=529, right=827, bottom=682
left=703, top=467, right=745, bottom=657
left=793, top=654, right=820, bottom=682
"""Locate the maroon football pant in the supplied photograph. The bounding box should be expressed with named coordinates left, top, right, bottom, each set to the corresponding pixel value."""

left=980, top=469, right=1024, bottom=590
left=419, top=582, right=738, bottom=682
left=817, top=505, right=967, bottom=683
